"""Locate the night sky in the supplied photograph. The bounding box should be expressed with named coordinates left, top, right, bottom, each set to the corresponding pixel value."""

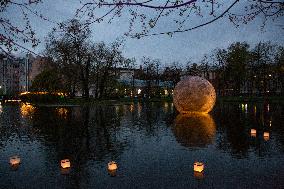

left=6, top=0, right=284, bottom=65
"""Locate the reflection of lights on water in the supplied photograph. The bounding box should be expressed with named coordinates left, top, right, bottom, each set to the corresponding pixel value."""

left=173, top=113, right=216, bottom=147
left=137, top=89, right=141, bottom=94
left=137, top=103, right=142, bottom=117
left=254, top=106, right=257, bottom=115
left=61, top=167, right=71, bottom=175
left=164, top=102, right=168, bottom=109
left=0, top=104, right=2, bottom=114
left=170, top=103, right=174, bottom=111
left=241, top=104, right=248, bottom=113
left=115, top=106, right=120, bottom=114
left=194, top=171, right=204, bottom=179
left=164, top=89, right=168, bottom=95
left=267, top=104, right=270, bottom=112
left=269, top=120, right=272, bottom=127
left=56, top=107, right=68, bottom=118
left=130, top=104, right=134, bottom=112
left=20, top=103, right=35, bottom=117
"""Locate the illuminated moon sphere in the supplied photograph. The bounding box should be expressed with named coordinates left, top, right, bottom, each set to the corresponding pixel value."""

left=173, top=76, right=216, bottom=113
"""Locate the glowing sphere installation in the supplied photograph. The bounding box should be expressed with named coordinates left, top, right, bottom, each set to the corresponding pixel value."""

left=173, top=76, right=216, bottom=113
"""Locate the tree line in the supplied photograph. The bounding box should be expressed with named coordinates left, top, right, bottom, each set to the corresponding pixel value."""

left=135, top=41, right=283, bottom=96
left=31, top=19, right=283, bottom=98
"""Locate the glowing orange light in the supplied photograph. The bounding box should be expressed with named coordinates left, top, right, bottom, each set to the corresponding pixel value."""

left=251, top=129, right=257, bottom=137
left=108, top=161, right=118, bottom=171
left=20, top=103, right=35, bottom=117
left=10, top=156, right=21, bottom=166
left=194, top=162, right=204, bottom=172
left=56, top=107, right=68, bottom=118
left=264, top=132, right=270, bottom=141
left=61, top=159, right=71, bottom=169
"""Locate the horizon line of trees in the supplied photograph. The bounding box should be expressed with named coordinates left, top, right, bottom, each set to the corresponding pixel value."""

left=29, top=19, right=283, bottom=98
left=134, top=41, right=283, bottom=96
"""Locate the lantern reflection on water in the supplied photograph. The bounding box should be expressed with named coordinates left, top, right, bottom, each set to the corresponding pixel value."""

left=194, top=170, right=204, bottom=179
left=61, top=159, right=71, bottom=169
left=61, top=167, right=71, bottom=175
left=173, top=113, right=216, bottom=147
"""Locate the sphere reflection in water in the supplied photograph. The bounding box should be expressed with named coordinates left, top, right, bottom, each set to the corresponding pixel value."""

left=173, top=113, right=216, bottom=147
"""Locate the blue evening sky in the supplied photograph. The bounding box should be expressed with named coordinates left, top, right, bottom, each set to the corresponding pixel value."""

left=6, top=0, right=284, bottom=65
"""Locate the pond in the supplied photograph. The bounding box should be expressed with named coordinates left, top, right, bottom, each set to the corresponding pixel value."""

left=0, top=102, right=283, bottom=189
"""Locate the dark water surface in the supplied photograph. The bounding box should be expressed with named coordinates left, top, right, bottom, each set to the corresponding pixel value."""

left=0, top=102, right=283, bottom=189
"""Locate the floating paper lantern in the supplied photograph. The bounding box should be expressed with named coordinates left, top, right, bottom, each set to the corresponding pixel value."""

left=263, top=132, right=270, bottom=141
left=251, top=129, right=257, bottom=137
left=10, top=156, right=21, bottom=166
left=194, top=162, right=204, bottom=173
left=61, top=159, right=71, bottom=169
left=108, top=161, right=118, bottom=171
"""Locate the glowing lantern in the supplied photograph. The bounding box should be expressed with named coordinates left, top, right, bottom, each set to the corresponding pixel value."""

left=108, top=161, right=118, bottom=171
left=194, top=162, right=204, bottom=173
left=10, top=156, right=21, bottom=165
left=10, top=156, right=21, bottom=169
left=263, top=132, right=270, bottom=141
left=251, top=129, right=257, bottom=137
left=108, top=161, right=118, bottom=177
left=61, top=159, right=71, bottom=169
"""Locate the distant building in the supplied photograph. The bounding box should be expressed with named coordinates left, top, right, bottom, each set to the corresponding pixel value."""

left=0, top=53, right=51, bottom=95
left=0, top=55, right=20, bottom=95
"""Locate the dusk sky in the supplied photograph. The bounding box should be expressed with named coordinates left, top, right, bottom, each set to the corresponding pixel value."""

left=7, top=0, right=284, bottom=65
